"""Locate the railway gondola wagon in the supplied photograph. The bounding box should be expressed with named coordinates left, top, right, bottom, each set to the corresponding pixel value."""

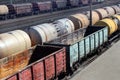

left=5, top=45, right=66, bottom=80
left=44, top=26, right=108, bottom=74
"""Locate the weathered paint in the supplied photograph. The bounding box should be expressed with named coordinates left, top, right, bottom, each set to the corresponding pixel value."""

left=79, top=40, right=85, bottom=58
left=103, top=27, right=108, bottom=42
left=70, top=43, right=78, bottom=67
left=95, top=32, right=99, bottom=48
left=99, top=31, right=103, bottom=45
left=90, top=34, right=95, bottom=51
left=85, top=37, right=90, bottom=55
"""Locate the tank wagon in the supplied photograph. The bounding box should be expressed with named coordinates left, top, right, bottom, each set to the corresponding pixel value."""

left=0, top=0, right=105, bottom=20
left=28, top=18, right=75, bottom=46
left=0, top=30, right=31, bottom=59
left=7, top=3, right=33, bottom=18
left=27, top=13, right=90, bottom=46
left=1, top=4, right=120, bottom=79
left=0, top=30, right=32, bottom=79
left=95, top=15, right=120, bottom=35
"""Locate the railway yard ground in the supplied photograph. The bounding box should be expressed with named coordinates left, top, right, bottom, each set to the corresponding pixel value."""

left=1, top=0, right=120, bottom=80
left=70, top=38, right=120, bottom=80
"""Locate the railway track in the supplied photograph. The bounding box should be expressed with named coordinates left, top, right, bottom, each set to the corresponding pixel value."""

left=0, top=0, right=119, bottom=33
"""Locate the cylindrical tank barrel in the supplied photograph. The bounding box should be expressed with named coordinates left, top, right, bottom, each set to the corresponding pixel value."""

left=53, top=18, right=75, bottom=36
left=112, top=15, right=120, bottom=30
left=28, top=23, right=57, bottom=46
left=68, top=13, right=89, bottom=30
left=94, top=8, right=108, bottom=19
left=28, top=26, right=46, bottom=46
left=40, top=23, right=58, bottom=41
left=95, top=18, right=118, bottom=35
left=9, top=30, right=31, bottom=50
left=0, top=5, right=9, bottom=15
left=86, top=11, right=100, bottom=25
left=111, top=5, right=120, bottom=14
left=103, top=7, right=115, bottom=16
left=112, top=15, right=120, bottom=21
left=0, top=30, right=31, bottom=59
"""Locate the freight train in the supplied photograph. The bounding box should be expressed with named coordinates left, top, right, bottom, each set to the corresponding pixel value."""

left=0, top=3, right=120, bottom=80
left=4, top=16, right=120, bottom=80
left=0, top=0, right=105, bottom=19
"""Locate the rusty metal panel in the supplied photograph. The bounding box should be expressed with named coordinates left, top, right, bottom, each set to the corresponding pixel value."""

left=18, top=68, right=32, bottom=80
left=6, top=75, right=17, bottom=80
left=55, top=49, right=66, bottom=75
left=45, top=56, right=55, bottom=80
left=32, top=61, right=45, bottom=80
